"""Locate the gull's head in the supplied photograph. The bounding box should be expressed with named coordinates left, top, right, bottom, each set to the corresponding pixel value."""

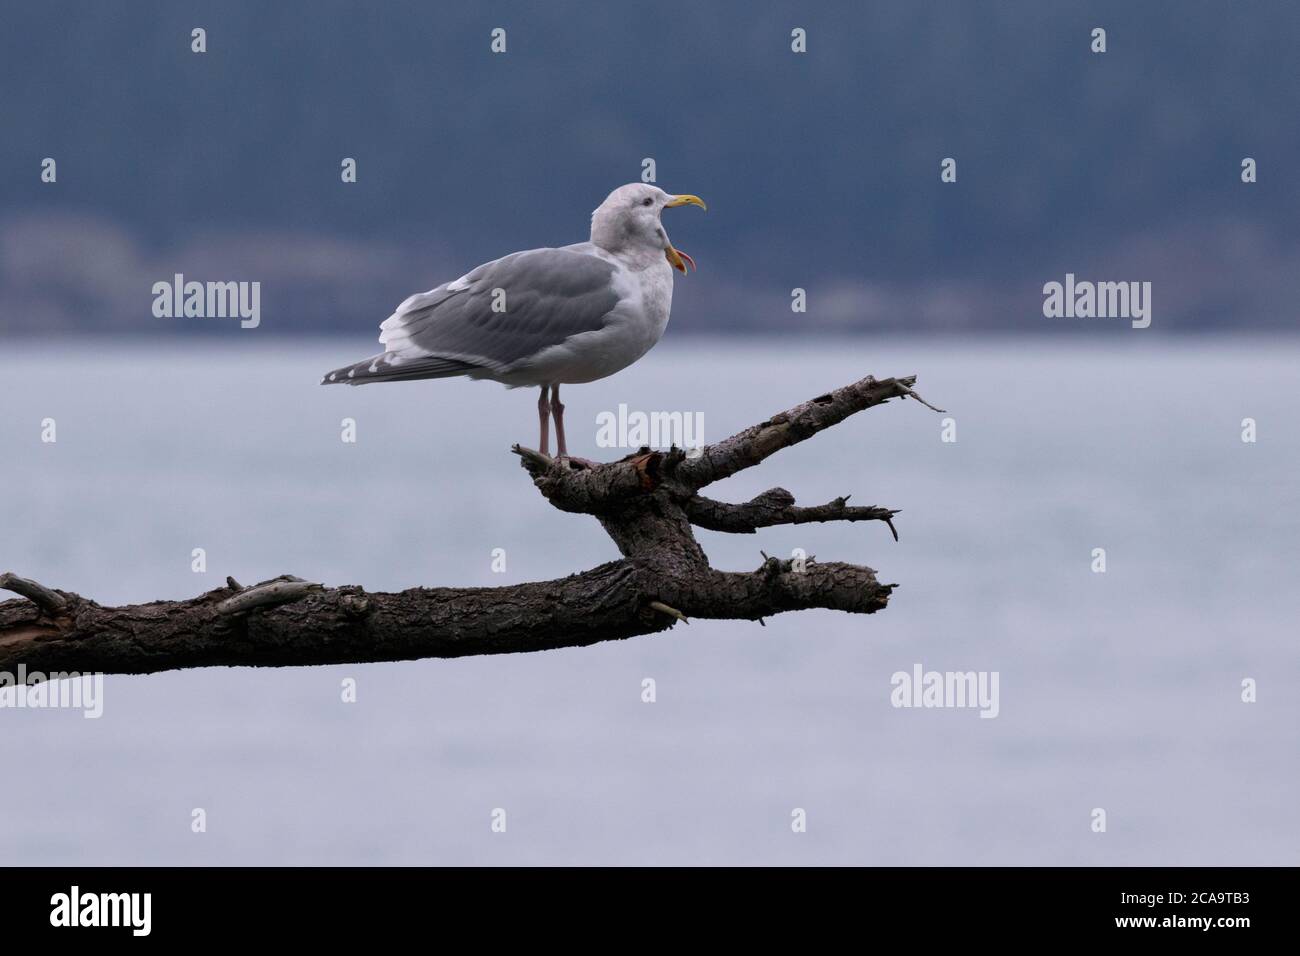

left=590, top=183, right=706, bottom=273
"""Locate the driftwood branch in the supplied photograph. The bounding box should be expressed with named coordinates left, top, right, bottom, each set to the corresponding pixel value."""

left=0, top=572, right=68, bottom=615
left=0, top=374, right=939, bottom=678
left=686, top=489, right=900, bottom=540
left=215, top=576, right=324, bottom=615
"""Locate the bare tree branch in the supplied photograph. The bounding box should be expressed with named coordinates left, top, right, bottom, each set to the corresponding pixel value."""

left=0, top=572, right=68, bottom=615
left=674, top=374, right=941, bottom=489
left=0, top=372, right=940, bottom=678
left=216, top=576, right=324, bottom=615
left=686, top=488, right=900, bottom=540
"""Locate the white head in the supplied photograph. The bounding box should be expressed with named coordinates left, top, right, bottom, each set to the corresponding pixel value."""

left=589, top=183, right=706, bottom=272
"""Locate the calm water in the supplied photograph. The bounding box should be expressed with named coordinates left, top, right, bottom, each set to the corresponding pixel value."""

left=1, top=337, right=1297, bottom=865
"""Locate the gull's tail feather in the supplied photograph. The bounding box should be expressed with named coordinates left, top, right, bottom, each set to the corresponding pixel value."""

left=320, top=352, right=481, bottom=386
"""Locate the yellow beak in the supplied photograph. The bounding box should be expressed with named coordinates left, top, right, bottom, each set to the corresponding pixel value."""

left=665, top=194, right=707, bottom=211
left=665, top=246, right=696, bottom=273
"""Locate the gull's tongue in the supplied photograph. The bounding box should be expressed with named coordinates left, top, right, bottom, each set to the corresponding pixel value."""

left=666, top=246, right=696, bottom=273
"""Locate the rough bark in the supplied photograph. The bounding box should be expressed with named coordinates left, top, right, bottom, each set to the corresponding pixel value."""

left=0, top=374, right=941, bottom=677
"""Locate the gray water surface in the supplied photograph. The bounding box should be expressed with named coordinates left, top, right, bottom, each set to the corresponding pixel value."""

left=1, top=338, right=1296, bottom=865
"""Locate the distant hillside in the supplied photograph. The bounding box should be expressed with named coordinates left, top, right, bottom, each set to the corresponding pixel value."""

left=2, top=0, right=1297, bottom=334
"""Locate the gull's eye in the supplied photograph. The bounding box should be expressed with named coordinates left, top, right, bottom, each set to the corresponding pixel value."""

left=642, top=197, right=654, bottom=206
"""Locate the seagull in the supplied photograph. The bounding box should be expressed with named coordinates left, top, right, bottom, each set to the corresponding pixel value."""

left=322, top=183, right=706, bottom=458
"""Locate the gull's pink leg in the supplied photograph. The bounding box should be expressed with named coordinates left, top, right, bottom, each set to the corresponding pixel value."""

left=537, top=386, right=551, bottom=457
left=549, top=386, right=596, bottom=467
left=551, top=384, right=568, bottom=458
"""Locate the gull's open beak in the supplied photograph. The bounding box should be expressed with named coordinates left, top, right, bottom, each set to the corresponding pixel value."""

left=665, top=194, right=707, bottom=211
left=665, top=246, right=696, bottom=273
left=664, top=194, right=704, bottom=273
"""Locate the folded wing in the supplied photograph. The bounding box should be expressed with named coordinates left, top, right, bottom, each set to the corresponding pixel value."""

left=322, top=248, right=621, bottom=385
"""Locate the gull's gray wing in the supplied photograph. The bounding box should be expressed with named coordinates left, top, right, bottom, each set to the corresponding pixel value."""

left=321, top=247, right=620, bottom=385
